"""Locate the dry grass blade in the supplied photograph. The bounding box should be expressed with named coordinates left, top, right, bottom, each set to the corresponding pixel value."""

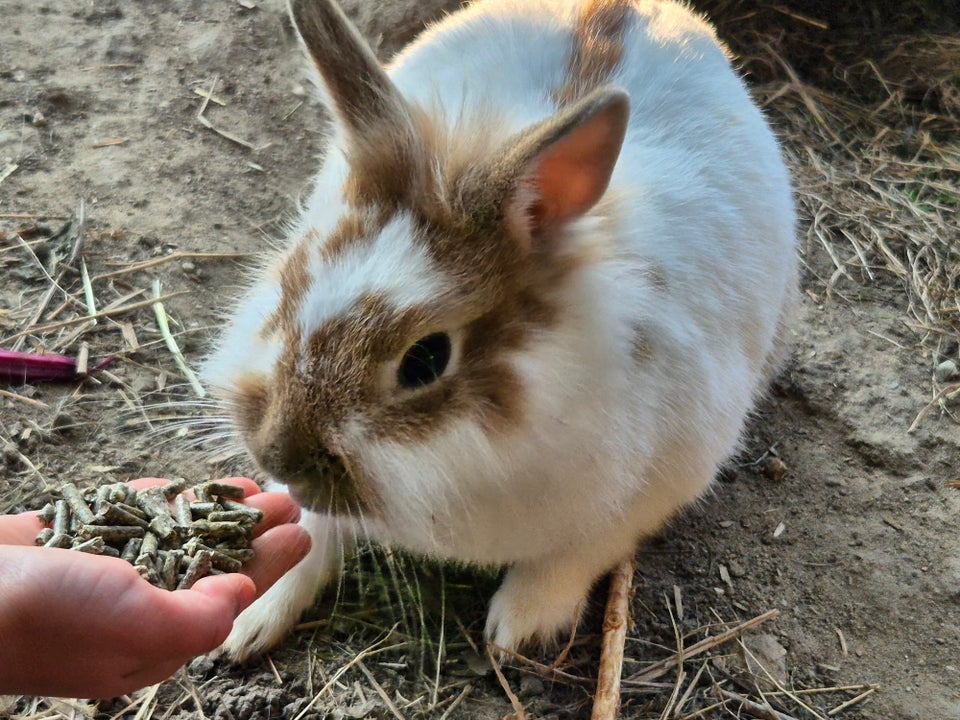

left=79, top=258, right=98, bottom=321
left=487, top=644, right=527, bottom=720
left=196, top=75, right=271, bottom=151
left=152, top=279, right=206, bottom=398
left=291, top=632, right=405, bottom=720
left=357, top=660, right=407, bottom=720
left=3, top=292, right=188, bottom=343
left=628, top=610, right=780, bottom=684
left=0, top=163, right=19, bottom=184
left=715, top=688, right=799, bottom=720
left=9, top=204, right=86, bottom=351
left=92, top=250, right=249, bottom=281
left=437, top=684, right=473, bottom=720
left=827, top=686, right=879, bottom=716
left=0, top=388, right=50, bottom=409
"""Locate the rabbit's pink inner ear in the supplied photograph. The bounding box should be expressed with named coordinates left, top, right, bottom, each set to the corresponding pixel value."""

left=515, top=90, right=629, bottom=235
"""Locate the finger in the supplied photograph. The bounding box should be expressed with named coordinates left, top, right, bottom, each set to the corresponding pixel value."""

left=243, top=524, right=311, bottom=596
left=242, top=491, right=301, bottom=537
left=0, top=512, right=44, bottom=545
left=127, top=477, right=171, bottom=490
left=148, top=573, right=257, bottom=659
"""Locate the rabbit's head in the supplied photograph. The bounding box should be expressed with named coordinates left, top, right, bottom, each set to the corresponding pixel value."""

left=206, top=0, right=629, bottom=532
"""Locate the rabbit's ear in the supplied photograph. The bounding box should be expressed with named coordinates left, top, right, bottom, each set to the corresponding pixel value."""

left=289, top=0, right=407, bottom=135
left=477, top=88, right=629, bottom=238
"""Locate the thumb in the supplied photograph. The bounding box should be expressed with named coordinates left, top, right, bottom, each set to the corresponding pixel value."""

left=165, top=573, right=257, bottom=656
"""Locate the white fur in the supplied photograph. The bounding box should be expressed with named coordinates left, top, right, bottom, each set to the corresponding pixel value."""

left=297, top=212, right=449, bottom=341
left=207, top=0, right=797, bottom=658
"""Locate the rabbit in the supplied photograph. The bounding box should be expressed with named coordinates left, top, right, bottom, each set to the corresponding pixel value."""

left=201, top=0, right=797, bottom=660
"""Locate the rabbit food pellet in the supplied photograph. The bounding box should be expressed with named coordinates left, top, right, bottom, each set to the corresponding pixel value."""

left=34, top=480, right=261, bottom=590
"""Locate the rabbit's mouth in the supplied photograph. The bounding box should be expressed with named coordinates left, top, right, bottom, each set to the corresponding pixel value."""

left=284, top=476, right=371, bottom=516
left=273, top=453, right=379, bottom=518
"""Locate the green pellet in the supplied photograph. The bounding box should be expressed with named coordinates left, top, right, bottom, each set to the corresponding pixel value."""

left=44, top=532, right=73, bottom=549
left=187, top=501, right=218, bottom=517
left=35, top=527, right=55, bottom=546
left=37, top=503, right=56, bottom=524
left=190, top=520, right=247, bottom=539
left=135, top=563, right=162, bottom=587
left=71, top=536, right=106, bottom=554
left=198, top=482, right=245, bottom=500
left=211, top=547, right=255, bottom=563
left=121, top=536, right=143, bottom=562
left=160, top=550, right=182, bottom=590
left=161, top=477, right=187, bottom=500
left=61, top=483, right=95, bottom=524
left=139, top=531, right=159, bottom=559
left=79, top=524, right=145, bottom=542
left=53, top=499, right=71, bottom=536
left=177, top=549, right=213, bottom=590
left=207, top=511, right=257, bottom=524
left=219, top=500, right=265, bottom=523
left=93, top=502, right=150, bottom=529
left=174, top=493, right=192, bottom=526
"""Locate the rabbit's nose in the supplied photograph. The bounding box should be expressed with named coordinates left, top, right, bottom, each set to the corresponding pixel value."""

left=253, top=429, right=370, bottom=514
left=257, top=432, right=346, bottom=485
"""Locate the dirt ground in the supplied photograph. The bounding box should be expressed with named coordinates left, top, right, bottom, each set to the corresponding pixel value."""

left=2, top=1, right=958, bottom=719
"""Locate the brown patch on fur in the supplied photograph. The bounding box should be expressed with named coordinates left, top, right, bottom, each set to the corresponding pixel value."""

left=342, top=124, right=421, bottom=208
left=259, top=237, right=313, bottom=340
left=630, top=323, right=655, bottom=363
left=644, top=263, right=669, bottom=292
left=554, top=0, right=631, bottom=106
left=318, top=208, right=395, bottom=262
left=232, top=372, right=270, bottom=439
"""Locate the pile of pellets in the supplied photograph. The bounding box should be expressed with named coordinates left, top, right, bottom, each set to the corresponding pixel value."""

left=35, top=479, right=262, bottom=590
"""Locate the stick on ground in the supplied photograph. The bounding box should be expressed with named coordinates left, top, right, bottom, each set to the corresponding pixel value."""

left=591, top=556, right=636, bottom=720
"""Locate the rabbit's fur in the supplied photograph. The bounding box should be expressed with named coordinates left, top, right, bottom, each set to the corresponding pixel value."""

left=203, top=0, right=797, bottom=659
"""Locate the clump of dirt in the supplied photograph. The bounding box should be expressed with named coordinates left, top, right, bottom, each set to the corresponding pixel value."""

left=1, top=1, right=958, bottom=719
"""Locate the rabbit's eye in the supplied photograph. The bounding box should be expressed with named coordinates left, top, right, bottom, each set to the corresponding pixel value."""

left=397, top=332, right=451, bottom=388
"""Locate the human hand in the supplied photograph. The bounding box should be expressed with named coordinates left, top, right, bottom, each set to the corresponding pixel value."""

left=0, top=477, right=310, bottom=698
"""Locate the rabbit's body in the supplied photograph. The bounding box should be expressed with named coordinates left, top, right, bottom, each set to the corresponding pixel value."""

left=205, top=0, right=796, bottom=658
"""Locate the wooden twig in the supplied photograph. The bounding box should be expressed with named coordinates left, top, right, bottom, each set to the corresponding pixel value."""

left=827, top=687, right=878, bottom=716
left=628, top=610, right=780, bottom=684
left=591, top=557, right=635, bottom=720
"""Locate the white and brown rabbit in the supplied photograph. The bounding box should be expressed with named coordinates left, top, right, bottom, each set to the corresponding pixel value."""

left=203, top=0, right=797, bottom=659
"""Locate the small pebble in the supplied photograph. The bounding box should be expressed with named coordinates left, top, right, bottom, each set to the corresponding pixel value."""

left=936, top=359, right=958, bottom=383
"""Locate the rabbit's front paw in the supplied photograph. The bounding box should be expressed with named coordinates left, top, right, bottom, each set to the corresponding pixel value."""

left=216, top=511, right=352, bottom=662
left=218, top=584, right=303, bottom=662
left=483, top=562, right=590, bottom=655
